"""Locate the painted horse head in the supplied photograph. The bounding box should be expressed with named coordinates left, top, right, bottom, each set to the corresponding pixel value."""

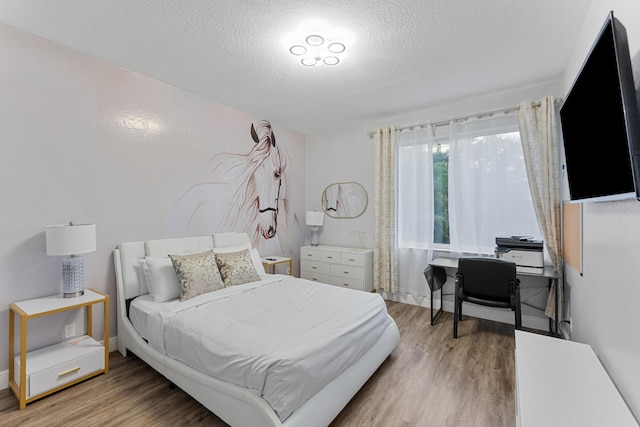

left=251, top=121, right=285, bottom=239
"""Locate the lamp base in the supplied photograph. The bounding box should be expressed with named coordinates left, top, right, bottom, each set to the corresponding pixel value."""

left=63, top=256, right=85, bottom=298
left=310, top=226, right=320, bottom=246
left=64, top=290, right=85, bottom=298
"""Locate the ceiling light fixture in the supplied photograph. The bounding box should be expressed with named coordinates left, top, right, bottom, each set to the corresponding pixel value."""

left=289, top=34, right=346, bottom=67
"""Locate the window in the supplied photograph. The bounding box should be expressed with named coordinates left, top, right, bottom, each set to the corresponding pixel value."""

left=397, top=113, right=541, bottom=255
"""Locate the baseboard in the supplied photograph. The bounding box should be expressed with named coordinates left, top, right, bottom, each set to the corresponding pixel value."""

left=0, top=336, right=118, bottom=392
left=0, top=368, right=6, bottom=391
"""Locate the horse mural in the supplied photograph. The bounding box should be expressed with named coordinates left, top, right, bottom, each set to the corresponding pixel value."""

left=170, top=120, right=300, bottom=253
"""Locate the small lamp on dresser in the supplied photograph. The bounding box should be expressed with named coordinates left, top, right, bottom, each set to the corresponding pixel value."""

left=306, top=211, right=324, bottom=246
left=45, top=222, right=96, bottom=298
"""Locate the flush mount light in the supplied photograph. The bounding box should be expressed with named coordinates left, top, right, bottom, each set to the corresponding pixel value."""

left=289, top=33, right=346, bottom=67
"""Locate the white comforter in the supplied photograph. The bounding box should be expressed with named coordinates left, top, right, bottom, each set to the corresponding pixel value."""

left=136, top=275, right=392, bottom=422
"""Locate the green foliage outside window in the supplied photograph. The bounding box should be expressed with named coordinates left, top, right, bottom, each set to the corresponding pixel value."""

left=433, top=145, right=449, bottom=244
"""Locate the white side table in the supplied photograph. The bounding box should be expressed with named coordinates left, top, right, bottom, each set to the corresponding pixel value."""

left=8, top=289, right=109, bottom=409
left=261, top=256, right=292, bottom=275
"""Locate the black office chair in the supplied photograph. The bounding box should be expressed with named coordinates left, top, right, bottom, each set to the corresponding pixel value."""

left=454, top=257, right=521, bottom=338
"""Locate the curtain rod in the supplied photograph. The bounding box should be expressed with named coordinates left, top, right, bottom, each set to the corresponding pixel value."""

left=366, top=97, right=562, bottom=138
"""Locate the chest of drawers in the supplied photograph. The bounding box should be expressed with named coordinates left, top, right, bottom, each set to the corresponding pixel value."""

left=300, top=245, right=373, bottom=292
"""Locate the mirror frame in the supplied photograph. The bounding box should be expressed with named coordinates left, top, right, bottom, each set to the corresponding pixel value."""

left=321, top=181, right=368, bottom=219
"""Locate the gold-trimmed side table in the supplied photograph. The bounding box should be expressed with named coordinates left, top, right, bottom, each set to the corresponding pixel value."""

left=261, top=256, right=293, bottom=275
left=8, top=289, right=109, bottom=409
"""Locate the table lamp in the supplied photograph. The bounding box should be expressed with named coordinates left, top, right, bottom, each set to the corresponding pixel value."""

left=46, top=222, right=96, bottom=298
left=306, top=211, right=324, bottom=246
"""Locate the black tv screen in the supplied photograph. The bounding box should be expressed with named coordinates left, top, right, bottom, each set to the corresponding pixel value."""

left=560, top=11, right=640, bottom=202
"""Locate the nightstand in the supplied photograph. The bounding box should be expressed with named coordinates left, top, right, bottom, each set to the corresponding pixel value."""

left=261, top=256, right=293, bottom=275
left=8, top=289, right=109, bottom=409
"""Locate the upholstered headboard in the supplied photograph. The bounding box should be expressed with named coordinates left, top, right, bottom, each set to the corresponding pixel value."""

left=114, top=232, right=251, bottom=301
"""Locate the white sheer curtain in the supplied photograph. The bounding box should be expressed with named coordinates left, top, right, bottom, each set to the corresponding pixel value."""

left=448, top=113, right=542, bottom=254
left=397, top=112, right=542, bottom=298
left=516, top=96, right=563, bottom=320
left=373, top=127, right=398, bottom=293
left=396, top=126, right=435, bottom=297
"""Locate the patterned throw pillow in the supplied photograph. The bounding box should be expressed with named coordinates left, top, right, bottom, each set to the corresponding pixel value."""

left=215, top=248, right=262, bottom=287
left=169, top=250, right=225, bottom=301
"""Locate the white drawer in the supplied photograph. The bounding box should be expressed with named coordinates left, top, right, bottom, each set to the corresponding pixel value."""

left=301, top=271, right=333, bottom=285
left=300, top=248, right=320, bottom=261
left=319, top=250, right=341, bottom=264
left=340, top=252, right=366, bottom=267
left=300, top=260, right=331, bottom=275
left=330, top=276, right=365, bottom=291
left=15, top=336, right=104, bottom=398
left=331, top=264, right=364, bottom=280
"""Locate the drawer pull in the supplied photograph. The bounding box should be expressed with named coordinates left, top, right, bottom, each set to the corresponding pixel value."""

left=326, top=256, right=334, bottom=259
left=343, top=283, right=349, bottom=287
left=343, top=271, right=349, bottom=275
left=311, top=277, right=318, bottom=281
left=58, top=367, right=81, bottom=377
left=312, top=266, right=317, bottom=270
left=348, top=258, right=355, bottom=262
left=307, top=254, right=312, bottom=257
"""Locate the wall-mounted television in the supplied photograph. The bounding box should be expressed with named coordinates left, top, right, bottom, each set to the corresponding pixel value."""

left=560, top=11, right=640, bottom=202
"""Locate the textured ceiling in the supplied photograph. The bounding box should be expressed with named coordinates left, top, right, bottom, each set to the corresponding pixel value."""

left=0, top=0, right=591, bottom=134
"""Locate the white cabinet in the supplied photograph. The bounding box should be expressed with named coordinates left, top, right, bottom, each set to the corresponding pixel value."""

left=515, top=330, right=638, bottom=427
left=300, top=245, right=373, bottom=291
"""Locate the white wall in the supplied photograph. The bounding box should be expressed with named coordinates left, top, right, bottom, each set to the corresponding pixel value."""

left=562, top=0, right=640, bottom=420
left=0, top=24, right=306, bottom=375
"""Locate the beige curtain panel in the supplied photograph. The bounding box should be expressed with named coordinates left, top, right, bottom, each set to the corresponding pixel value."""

left=373, top=127, right=399, bottom=293
left=516, top=95, right=563, bottom=320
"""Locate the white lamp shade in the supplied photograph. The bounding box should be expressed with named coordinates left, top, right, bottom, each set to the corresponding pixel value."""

left=46, top=223, right=96, bottom=256
left=306, top=211, right=324, bottom=226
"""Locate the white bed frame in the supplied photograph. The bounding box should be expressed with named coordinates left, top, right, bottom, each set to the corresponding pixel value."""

left=114, top=233, right=400, bottom=427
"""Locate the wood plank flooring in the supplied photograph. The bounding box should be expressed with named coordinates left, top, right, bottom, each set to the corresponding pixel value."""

left=0, top=301, right=521, bottom=426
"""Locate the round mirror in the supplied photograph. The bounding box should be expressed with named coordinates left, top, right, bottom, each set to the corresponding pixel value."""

left=322, top=182, right=368, bottom=218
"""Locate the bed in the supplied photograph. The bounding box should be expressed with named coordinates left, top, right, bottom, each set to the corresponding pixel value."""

left=114, top=232, right=400, bottom=427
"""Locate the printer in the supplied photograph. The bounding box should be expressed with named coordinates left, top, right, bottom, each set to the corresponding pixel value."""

left=495, top=236, right=544, bottom=273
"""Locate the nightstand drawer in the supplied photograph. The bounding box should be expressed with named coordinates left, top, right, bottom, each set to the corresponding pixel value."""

left=331, top=264, right=364, bottom=280
left=15, top=336, right=105, bottom=398
left=340, top=252, right=366, bottom=267
left=301, top=260, right=331, bottom=275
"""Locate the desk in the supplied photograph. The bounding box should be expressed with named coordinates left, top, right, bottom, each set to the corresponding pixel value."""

left=428, top=257, right=560, bottom=334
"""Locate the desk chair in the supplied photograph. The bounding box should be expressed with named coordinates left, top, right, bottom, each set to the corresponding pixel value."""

left=454, top=257, right=521, bottom=338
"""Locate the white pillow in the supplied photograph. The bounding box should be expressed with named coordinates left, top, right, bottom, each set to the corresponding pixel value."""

left=213, top=243, right=266, bottom=278
left=140, top=256, right=181, bottom=302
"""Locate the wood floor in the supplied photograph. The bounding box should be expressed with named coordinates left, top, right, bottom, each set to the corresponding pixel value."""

left=0, top=301, right=522, bottom=426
